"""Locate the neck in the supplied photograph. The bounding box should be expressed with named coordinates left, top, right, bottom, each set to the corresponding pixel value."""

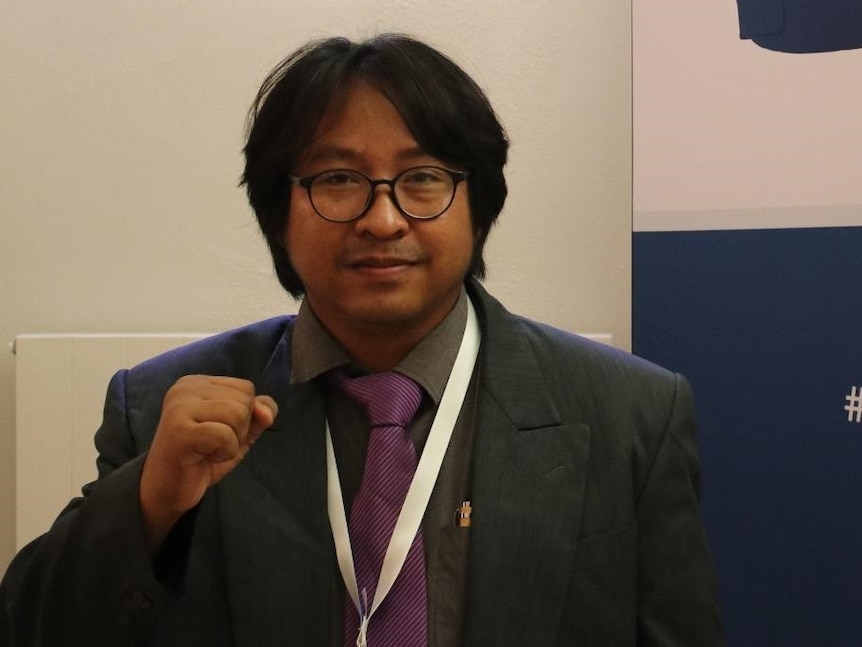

left=333, top=317, right=442, bottom=373
left=343, top=336, right=416, bottom=373
left=309, top=293, right=462, bottom=373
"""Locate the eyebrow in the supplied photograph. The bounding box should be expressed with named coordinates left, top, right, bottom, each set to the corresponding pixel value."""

left=303, top=144, right=433, bottom=167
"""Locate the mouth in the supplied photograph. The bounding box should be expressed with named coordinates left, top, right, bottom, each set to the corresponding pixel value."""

left=346, top=255, right=420, bottom=280
left=348, top=255, right=417, bottom=270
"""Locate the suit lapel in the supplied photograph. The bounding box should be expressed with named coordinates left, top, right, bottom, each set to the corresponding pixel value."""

left=204, top=287, right=591, bottom=645
left=215, top=329, right=336, bottom=646
left=464, top=284, right=592, bottom=646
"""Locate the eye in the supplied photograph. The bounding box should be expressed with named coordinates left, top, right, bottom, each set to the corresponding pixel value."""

left=314, top=170, right=364, bottom=187
left=400, top=167, right=448, bottom=186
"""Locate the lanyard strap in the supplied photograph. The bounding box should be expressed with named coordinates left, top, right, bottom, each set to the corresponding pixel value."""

left=326, top=297, right=481, bottom=637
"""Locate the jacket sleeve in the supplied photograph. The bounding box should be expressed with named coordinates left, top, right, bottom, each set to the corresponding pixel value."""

left=635, top=374, right=724, bottom=646
left=0, top=369, right=179, bottom=647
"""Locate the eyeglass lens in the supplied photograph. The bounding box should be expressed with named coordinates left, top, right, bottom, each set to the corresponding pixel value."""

left=309, top=167, right=456, bottom=221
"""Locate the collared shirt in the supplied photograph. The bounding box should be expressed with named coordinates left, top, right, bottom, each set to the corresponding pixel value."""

left=290, top=289, right=477, bottom=647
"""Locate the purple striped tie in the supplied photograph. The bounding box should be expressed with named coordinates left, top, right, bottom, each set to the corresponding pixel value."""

left=338, top=371, right=427, bottom=647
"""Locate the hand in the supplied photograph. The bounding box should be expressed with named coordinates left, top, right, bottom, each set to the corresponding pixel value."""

left=139, top=375, right=278, bottom=553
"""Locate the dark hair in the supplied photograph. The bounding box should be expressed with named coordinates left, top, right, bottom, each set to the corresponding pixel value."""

left=241, top=33, right=509, bottom=297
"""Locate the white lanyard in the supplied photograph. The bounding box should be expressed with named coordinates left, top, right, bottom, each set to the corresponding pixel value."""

left=326, top=297, right=480, bottom=646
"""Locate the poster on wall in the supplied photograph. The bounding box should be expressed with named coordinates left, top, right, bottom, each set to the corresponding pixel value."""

left=737, top=0, right=862, bottom=53
left=633, top=2, right=862, bottom=644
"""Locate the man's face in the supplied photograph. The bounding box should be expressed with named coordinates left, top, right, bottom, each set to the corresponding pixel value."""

left=283, top=81, right=475, bottom=346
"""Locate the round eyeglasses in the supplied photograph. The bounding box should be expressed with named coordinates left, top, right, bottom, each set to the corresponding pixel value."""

left=288, top=165, right=468, bottom=223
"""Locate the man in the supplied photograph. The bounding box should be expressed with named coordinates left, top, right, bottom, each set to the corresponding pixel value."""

left=0, top=34, right=723, bottom=646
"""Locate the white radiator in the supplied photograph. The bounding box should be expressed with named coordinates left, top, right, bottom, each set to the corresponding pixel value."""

left=13, top=333, right=210, bottom=550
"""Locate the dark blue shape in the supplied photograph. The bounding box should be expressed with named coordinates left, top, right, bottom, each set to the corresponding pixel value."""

left=737, top=0, right=862, bottom=53
left=633, top=226, right=862, bottom=646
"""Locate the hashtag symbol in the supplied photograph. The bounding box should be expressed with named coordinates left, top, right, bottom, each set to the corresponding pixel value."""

left=845, top=386, right=862, bottom=423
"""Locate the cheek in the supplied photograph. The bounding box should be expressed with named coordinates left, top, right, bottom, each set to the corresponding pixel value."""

left=282, top=216, right=309, bottom=274
left=284, top=208, right=314, bottom=256
left=283, top=214, right=343, bottom=283
left=448, top=205, right=478, bottom=264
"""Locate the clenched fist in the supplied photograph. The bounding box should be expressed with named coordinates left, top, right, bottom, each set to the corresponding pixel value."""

left=139, top=375, right=278, bottom=553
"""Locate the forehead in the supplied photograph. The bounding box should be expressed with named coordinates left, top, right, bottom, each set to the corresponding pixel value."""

left=298, top=80, right=429, bottom=168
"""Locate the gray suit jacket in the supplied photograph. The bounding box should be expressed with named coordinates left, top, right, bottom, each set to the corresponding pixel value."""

left=0, top=281, right=723, bottom=646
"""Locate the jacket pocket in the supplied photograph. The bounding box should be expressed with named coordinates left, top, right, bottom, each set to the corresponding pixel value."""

left=572, top=522, right=636, bottom=571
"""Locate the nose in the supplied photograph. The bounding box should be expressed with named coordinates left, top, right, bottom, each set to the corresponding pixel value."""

left=353, top=185, right=409, bottom=238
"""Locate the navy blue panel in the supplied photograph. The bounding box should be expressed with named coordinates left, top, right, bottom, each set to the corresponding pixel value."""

left=633, top=227, right=862, bottom=646
left=737, top=0, right=862, bottom=52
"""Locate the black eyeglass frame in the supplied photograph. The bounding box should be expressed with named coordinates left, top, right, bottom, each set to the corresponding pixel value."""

left=288, top=165, right=468, bottom=223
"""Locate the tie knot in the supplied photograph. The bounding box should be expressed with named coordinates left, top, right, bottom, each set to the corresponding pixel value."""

left=337, top=371, right=423, bottom=428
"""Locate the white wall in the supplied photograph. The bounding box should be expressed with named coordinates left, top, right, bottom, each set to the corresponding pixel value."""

left=0, top=1, right=631, bottom=573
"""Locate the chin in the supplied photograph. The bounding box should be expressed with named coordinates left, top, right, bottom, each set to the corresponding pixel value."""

left=347, top=301, right=419, bottom=327
left=345, top=290, right=441, bottom=325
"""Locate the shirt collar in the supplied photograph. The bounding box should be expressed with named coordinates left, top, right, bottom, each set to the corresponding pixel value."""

left=290, top=288, right=468, bottom=405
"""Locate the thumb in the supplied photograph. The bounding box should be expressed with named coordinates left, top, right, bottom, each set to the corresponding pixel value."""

left=247, top=395, right=278, bottom=445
